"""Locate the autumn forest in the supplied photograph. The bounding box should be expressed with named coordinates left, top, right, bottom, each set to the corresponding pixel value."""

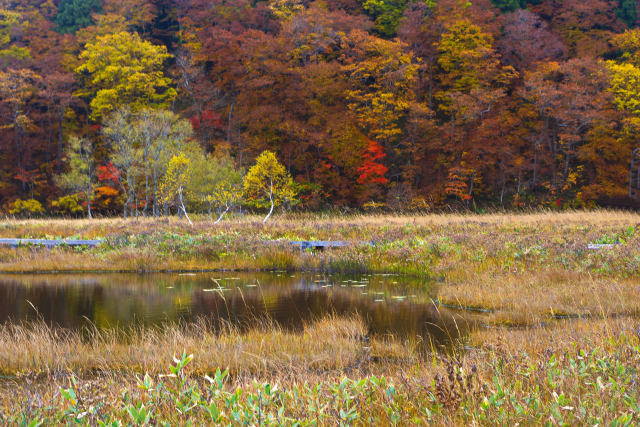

left=2, top=0, right=640, bottom=216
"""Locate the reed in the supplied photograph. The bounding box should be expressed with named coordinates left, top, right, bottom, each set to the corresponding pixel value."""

left=0, top=316, right=638, bottom=425
left=0, top=317, right=388, bottom=378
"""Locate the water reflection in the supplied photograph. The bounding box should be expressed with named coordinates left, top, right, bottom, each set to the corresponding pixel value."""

left=0, top=273, right=471, bottom=346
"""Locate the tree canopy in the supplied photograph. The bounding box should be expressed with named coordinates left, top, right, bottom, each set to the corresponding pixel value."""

left=76, top=31, right=176, bottom=120
left=1, top=0, right=639, bottom=214
left=55, top=0, right=103, bottom=34
left=244, top=151, right=297, bottom=222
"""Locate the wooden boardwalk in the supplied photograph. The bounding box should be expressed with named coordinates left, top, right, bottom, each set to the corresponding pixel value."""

left=289, top=241, right=375, bottom=251
left=587, top=243, right=621, bottom=250
left=0, top=239, right=368, bottom=251
left=0, top=237, right=617, bottom=253
left=0, top=238, right=102, bottom=248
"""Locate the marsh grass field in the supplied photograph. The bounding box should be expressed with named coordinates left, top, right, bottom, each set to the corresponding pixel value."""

left=1, top=211, right=640, bottom=424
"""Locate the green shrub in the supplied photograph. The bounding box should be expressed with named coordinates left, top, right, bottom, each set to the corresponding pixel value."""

left=8, top=198, right=45, bottom=218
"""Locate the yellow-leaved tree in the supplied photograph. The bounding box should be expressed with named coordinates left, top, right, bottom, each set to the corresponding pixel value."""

left=159, top=153, right=193, bottom=225
left=0, top=9, right=30, bottom=61
left=188, top=152, right=243, bottom=224
left=345, top=32, right=417, bottom=145
left=76, top=31, right=176, bottom=120
left=604, top=30, right=640, bottom=201
left=608, top=30, right=640, bottom=120
left=608, top=62, right=640, bottom=122
left=243, top=151, right=297, bottom=223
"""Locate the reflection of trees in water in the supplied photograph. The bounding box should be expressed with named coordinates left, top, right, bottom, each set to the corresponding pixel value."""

left=0, top=280, right=102, bottom=328
left=0, top=273, right=468, bottom=347
left=189, top=282, right=468, bottom=347
left=0, top=276, right=180, bottom=329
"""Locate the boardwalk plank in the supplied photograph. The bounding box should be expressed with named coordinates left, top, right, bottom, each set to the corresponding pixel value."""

left=0, top=238, right=101, bottom=248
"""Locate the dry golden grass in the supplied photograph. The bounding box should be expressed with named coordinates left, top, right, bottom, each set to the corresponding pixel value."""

left=468, top=316, right=640, bottom=355
left=1, top=209, right=639, bottom=238
left=0, top=317, right=415, bottom=380
left=1, top=315, right=638, bottom=425
left=0, top=211, right=638, bottom=275
left=435, top=270, right=640, bottom=325
left=0, top=313, right=635, bottom=383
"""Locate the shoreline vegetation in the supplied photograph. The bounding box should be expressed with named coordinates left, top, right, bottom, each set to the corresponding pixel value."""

left=0, top=210, right=639, bottom=274
left=1, top=211, right=640, bottom=424
left=1, top=316, right=638, bottom=424
left=0, top=211, right=639, bottom=325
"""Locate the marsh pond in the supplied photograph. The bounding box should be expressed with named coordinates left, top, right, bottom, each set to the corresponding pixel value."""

left=0, top=272, right=470, bottom=347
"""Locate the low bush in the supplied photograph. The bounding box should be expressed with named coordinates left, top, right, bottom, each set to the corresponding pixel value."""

left=51, top=194, right=85, bottom=217
left=8, top=198, right=45, bottom=218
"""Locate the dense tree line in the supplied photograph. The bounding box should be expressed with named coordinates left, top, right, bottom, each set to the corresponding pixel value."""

left=1, top=0, right=640, bottom=216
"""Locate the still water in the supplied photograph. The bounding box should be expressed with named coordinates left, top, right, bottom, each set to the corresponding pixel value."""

left=0, top=272, right=469, bottom=346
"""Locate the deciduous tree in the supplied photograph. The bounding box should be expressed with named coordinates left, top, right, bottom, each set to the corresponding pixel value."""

left=76, top=31, right=176, bottom=120
left=497, top=10, right=566, bottom=71
left=160, top=153, right=192, bottom=224
left=136, top=109, right=193, bottom=216
left=361, top=0, right=415, bottom=37
left=243, top=151, right=297, bottom=222
left=522, top=58, right=612, bottom=196
left=188, top=152, right=243, bottom=223
left=435, top=20, right=517, bottom=202
left=102, top=107, right=142, bottom=218
left=0, top=68, right=40, bottom=192
left=55, top=136, right=96, bottom=217
left=0, top=9, right=29, bottom=61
